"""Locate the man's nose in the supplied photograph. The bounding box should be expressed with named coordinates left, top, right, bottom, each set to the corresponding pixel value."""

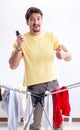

left=34, top=19, right=38, bottom=24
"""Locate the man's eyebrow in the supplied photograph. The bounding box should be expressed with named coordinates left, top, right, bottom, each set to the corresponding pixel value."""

left=30, top=15, right=41, bottom=19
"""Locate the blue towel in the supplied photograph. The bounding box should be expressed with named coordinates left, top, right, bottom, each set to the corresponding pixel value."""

left=1, top=89, right=10, bottom=112
left=8, top=90, right=18, bottom=130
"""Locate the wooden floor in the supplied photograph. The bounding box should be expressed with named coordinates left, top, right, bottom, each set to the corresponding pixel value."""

left=0, top=122, right=80, bottom=130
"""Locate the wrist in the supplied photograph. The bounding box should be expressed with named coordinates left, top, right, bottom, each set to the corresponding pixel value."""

left=16, top=47, right=22, bottom=51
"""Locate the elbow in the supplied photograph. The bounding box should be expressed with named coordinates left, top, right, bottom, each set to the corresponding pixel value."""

left=9, top=64, right=17, bottom=70
left=9, top=60, right=18, bottom=70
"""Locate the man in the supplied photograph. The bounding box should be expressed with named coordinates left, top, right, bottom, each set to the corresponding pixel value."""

left=9, top=7, right=72, bottom=130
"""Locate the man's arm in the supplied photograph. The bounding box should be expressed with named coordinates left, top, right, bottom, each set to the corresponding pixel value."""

left=9, top=33, right=24, bottom=69
left=56, top=44, right=72, bottom=61
left=9, top=49, right=22, bottom=69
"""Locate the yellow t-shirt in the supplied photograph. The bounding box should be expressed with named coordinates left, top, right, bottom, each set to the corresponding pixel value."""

left=14, top=31, right=61, bottom=86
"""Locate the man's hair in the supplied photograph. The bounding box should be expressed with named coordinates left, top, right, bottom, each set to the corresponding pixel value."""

left=25, top=7, right=43, bottom=20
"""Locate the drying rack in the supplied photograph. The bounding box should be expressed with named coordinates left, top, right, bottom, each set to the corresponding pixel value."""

left=0, top=82, right=80, bottom=130
left=0, top=82, right=80, bottom=96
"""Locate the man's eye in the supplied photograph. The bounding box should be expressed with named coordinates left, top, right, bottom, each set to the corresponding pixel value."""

left=37, top=18, right=40, bottom=20
left=30, top=18, right=34, bottom=21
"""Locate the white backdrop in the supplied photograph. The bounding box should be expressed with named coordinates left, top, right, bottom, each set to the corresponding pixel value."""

left=0, top=0, right=80, bottom=118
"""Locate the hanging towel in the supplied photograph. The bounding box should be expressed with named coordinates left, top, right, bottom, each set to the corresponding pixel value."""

left=8, top=90, right=18, bottom=130
left=52, top=88, right=63, bottom=128
left=1, top=89, right=9, bottom=112
left=51, top=86, right=71, bottom=128
left=60, top=86, right=71, bottom=116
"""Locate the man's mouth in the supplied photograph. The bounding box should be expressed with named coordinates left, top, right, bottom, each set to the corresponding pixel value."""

left=33, top=24, right=40, bottom=28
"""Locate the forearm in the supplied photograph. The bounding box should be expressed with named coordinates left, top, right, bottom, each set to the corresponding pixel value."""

left=9, top=49, right=22, bottom=69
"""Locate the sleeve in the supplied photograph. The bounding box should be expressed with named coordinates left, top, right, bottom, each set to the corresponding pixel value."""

left=51, top=33, right=61, bottom=50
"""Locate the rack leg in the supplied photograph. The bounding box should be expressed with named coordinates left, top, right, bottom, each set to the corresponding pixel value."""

left=23, top=106, right=35, bottom=130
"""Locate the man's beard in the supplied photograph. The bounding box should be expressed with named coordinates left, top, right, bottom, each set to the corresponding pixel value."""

left=32, top=24, right=40, bottom=32
left=33, top=29, right=40, bottom=32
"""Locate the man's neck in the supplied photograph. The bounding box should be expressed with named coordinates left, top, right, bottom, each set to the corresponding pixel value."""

left=30, top=30, right=41, bottom=36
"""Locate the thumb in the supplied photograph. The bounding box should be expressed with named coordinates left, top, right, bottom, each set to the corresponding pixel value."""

left=58, top=46, right=62, bottom=51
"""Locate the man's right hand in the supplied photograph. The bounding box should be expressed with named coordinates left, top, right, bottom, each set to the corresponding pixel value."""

left=16, top=34, right=25, bottom=50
